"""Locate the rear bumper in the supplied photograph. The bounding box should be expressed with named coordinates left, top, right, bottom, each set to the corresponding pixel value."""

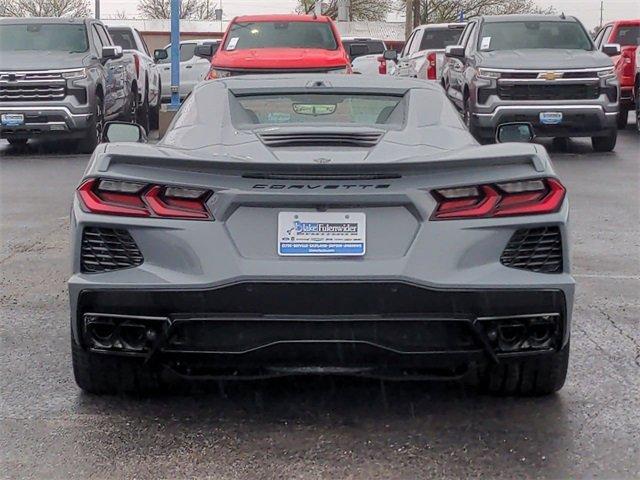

left=72, top=282, right=570, bottom=378
left=0, top=104, right=92, bottom=139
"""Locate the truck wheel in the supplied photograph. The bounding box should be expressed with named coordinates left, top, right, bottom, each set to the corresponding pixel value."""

left=149, top=101, right=160, bottom=132
left=617, top=109, right=628, bottom=129
left=636, top=95, right=640, bottom=133
left=591, top=131, right=617, bottom=152
left=72, top=339, right=160, bottom=395
left=480, top=341, right=570, bottom=396
left=136, top=92, right=150, bottom=134
left=77, top=96, right=104, bottom=154
left=122, top=87, right=138, bottom=123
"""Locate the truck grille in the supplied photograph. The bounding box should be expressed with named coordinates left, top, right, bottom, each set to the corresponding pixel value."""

left=497, top=83, right=599, bottom=101
left=0, top=83, right=66, bottom=101
left=81, top=228, right=144, bottom=273
left=500, top=227, right=563, bottom=273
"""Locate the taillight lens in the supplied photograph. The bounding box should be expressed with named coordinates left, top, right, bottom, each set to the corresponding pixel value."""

left=426, top=52, right=437, bottom=80
left=133, top=53, right=140, bottom=78
left=77, top=178, right=212, bottom=220
left=621, top=48, right=635, bottom=76
left=431, top=178, right=565, bottom=220
left=377, top=56, right=387, bottom=75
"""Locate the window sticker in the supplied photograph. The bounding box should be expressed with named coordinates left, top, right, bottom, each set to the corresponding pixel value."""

left=481, top=36, right=491, bottom=50
left=227, top=37, right=239, bottom=50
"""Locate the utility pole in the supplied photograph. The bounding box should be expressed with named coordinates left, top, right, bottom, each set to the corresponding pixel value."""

left=314, top=0, right=322, bottom=16
left=405, top=0, right=413, bottom=39
left=94, top=0, right=100, bottom=19
left=599, top=0, right=604, bottom=28
left=412, top=0, right=420, bottom=28
left=169, top=0, right=180, bottom=111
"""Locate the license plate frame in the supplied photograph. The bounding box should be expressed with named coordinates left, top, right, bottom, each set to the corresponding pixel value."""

left=539, top=111, right=563, bottom=125
left=1, top=113, right=25, bottom=127
left=277, top=211, right=366, bottom=257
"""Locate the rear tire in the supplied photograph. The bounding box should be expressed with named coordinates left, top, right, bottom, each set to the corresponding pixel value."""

left=136, top=90, right=150, bottom=134
left=149, top=83, right=160, bottom=132
left=616, top=108, right=628, bottom=129
left=591, top=130, right=617, bottom=152
left=480, top=341, right=570, bottom=396
left=72, top=340, right=160, bottom=395
left=7, top=137, right=28, bottom=146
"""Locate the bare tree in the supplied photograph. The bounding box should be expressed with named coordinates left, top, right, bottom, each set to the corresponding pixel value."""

left=106, top=10, right=131, bottom=20
left=0, top=0, right=90, bottom=17
left=137, top=0, right=217, bottom=20
left=400, top=0, right=556, bottom=24
left=297, top=0, right=393, bottom=21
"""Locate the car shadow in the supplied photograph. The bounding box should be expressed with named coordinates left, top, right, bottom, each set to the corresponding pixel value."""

left=0, top=138, right=82, bottom=157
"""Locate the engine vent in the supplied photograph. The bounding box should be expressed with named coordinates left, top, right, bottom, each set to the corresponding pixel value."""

left=500, top=227, right=563, bottom=273
left=258, top=131, right=383, bottom=148
left=81, top=227, right=144, bottom=273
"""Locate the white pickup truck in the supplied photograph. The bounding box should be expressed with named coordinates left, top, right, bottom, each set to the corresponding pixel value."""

left=107, top=26, right=162, bottom=131
left=394, top=23, right=465, bottom=81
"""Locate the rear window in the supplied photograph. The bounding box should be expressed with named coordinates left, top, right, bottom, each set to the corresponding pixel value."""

left=108, top=29, right=136, bottom=50
left=479, top=21, right=593, bottom=51
left=0, top=23, right=88, bottom=52
left=419, top=27, right=464, bottom=50
left=614, top=26, right=640, bottom=46
left=224, top=21, right=338, bottom=50
left=234, top=93, right=403, bottom=126
left=343, top=40, right=385, bottom=58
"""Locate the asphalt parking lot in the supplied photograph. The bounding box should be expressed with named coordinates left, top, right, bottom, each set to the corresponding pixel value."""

left=0, top=125, right=638, bottom=479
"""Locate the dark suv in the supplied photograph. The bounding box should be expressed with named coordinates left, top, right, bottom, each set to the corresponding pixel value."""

left=442, top=14, right=621, bottom=151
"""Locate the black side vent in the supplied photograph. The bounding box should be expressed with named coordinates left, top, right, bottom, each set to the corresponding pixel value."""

left=258, top=132, right=383, bottom=148
left=81, top=228, right=144, bottom=273
left=500, top=227, right=563, bottom=273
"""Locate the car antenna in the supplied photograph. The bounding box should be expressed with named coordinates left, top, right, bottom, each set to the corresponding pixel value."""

left=560, top=12, right=566, bottom=19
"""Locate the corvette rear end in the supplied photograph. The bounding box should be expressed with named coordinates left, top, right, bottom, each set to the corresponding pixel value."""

left=69, top=75, right=573, bottom=396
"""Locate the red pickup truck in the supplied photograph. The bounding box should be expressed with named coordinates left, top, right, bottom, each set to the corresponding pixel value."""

left=594, top=19, right=640, bottom=128
left=203, top=14, right=351, bottom=78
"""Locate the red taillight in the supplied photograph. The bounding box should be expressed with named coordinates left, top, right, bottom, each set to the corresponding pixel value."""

left=133, top=53, right=140, bottom=78
left=377, top=56, right=387, bottom=75
left=621, top=48, right=635, bottom=76
left=426, top=52, right=437, bottom=80
left=77, top=179, right=212, bottom=220
left=431, top=178, right=566, bottom=220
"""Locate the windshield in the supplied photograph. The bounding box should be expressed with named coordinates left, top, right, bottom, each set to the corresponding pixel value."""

left=109, top=29, right=136, bottom=50
left=419, top=27, right=464, bottom=50
left=233, top=93, right=403, bottom=126
left=224, top=21, right=338, bottom=50
left=342, top=40, right=385, bottom=58
left=0, top=23, right=89, bottom=52
left=479, top=21, right=593, bottom=51
left=614, top=25, right=639, bottom=46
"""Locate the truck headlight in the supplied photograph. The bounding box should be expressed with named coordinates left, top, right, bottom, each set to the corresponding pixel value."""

left=597, top=67, right=616, bottom=79
left=477, top=68, right=501, bottom=79
left=62, top=68, right=88, bottom=80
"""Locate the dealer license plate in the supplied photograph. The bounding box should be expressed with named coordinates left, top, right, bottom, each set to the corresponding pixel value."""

left=539, top=112, right=563, bottom=125
left=278, top=211, right=366, bottom=257
left=1, top=113, right=24, bottom=126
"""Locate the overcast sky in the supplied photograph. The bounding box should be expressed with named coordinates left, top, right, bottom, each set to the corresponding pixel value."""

left=101, top=0, right=639, bottom=30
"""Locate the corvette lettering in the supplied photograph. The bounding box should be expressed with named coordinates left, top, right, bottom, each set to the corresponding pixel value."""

left=252, top=184, right=391, bottom=190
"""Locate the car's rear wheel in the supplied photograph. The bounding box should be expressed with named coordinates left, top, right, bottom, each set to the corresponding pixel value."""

left=617, top=108, right=628, bottom=129
left=480, top=341, right=570, bottom=396
left=591, top=130, right=617, bottom=152
left=72, top=339, right=160, bottom=395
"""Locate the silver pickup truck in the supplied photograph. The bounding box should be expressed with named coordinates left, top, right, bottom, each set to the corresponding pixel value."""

left=0, top=18, right=135, bottom=152
left=442, top=14, right=620, bottom=151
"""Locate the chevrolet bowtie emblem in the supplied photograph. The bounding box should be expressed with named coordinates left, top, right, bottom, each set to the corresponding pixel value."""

left=539, top=71, right=562, bottom=80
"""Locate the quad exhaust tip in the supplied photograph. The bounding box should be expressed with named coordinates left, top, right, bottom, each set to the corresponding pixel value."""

left=479, top=313, right=560, bottom=353
left=83, top=313, right=169, bottom=353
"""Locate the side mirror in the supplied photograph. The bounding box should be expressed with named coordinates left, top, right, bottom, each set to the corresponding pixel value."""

left=602, top=43, right=621, bottom=56
left=154, top=49, right=168, bottom=61
left=101, top=45, right=123, bottom=61
left=194, top=44, right=215, bottom=59
left=445, top=45, right=465, bottom=59
left=496, top=123, right=535, bottom=143
left=102, top=122, right=147, bottom=143
left=348, top=43, right=368, bottom=59
left=383, top=49, right=398, bottom=62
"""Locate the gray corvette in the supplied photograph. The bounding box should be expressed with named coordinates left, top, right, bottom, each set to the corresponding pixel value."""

left=69, top=75, right=573, bottom=395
